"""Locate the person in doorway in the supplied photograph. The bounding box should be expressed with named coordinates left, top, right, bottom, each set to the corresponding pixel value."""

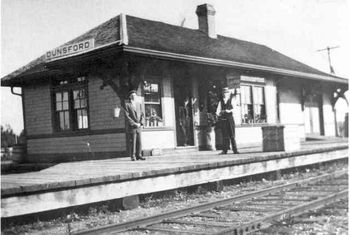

left=124, top=90, right=146, bottom=161
left=216, top=87, right=239, bottom=154
left=179, top=96, right=191, bottom=146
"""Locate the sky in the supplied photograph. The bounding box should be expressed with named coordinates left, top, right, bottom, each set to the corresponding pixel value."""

left=1, top=0, right=350, bottom=134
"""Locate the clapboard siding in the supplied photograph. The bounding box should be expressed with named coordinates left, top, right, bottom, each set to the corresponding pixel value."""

left=161, top=74, right=175, bottom=128
left=88, top=76, right=125, bottom=130
left=322, top=87, right=336, bottom=136
left=23, top=76, right=128, bottom=162
left=279, top=80, right=304, bottom=126
left=27, top=133, right=126, bottom=154
left=265, top=78, right=277, bottom=124
left=23, top=84, right=53, bottom=135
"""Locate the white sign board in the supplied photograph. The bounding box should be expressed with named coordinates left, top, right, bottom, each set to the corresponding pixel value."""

left=46, top=38, right=95, bottom=60
left=241, top=76, right=265, bottom=83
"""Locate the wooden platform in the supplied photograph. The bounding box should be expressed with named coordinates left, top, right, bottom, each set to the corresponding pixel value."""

left=1, top=139, right=348, bottom=218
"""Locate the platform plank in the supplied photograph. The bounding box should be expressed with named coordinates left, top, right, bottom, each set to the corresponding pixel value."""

left=1, top=139, right=348, bottom=217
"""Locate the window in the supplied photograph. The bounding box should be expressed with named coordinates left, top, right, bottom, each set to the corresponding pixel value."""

left=143, top=81, right=163, bottom=127
left=52, top=76, right=89, bottom=131
left=73, top=89, right=88, bottom=129
left=55, top=91, right=70, bottom=130
left=240, top=85, right=266, bottom=124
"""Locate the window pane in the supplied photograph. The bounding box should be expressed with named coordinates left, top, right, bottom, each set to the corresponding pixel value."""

left=56, top=102, right=62, bottom=111
left=58, top=111, right=70, bottom=130
left=73, top=89, right=87, bottom=109
left=73, top=90, right=79, bottom=100
left=63, top=92, right=68, bottom=101
left=74, top=100, right=80, bottom=109
left=241, top=86, right=252, bottom=104
left=145, top=104, right=163, bottom=127
left=77, top=109, right=88, bottom=129
left=240, top=85, right=266, bottom=124
left=253, top=87, right=264, bottom=104
left=54, top=81, right=89, bottom=131
left=64, top=111, right=70, bottom=129
left=144, top=83, right=159, bottom=93
left=80, top=99, right=87, bottom=108
left=59, top=112, right=65, bottom=130
left=63, top=101, right=69, bottom=110
left=254, top=104, right=261, bottom=122
left=77, top=110, right=82, bottom=129
left=56, top=92, right=62, bottom=102
left=143, top=80, right=162, bottom=127
left=73, top=89, right=85, bottom=99
left=83, top=109, right=89, bottom=128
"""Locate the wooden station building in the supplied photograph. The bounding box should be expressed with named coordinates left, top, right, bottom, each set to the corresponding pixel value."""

left=1, top=4, right=348, bottom=163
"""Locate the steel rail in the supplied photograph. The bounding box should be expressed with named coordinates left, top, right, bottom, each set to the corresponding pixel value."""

left=73, top=170, right=347, bottom=235
left=214, top=189, right=348, bottom=235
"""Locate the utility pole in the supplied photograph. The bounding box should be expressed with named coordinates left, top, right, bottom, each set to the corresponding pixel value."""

left=180, top=18, right=186, bottom=27
left=317, top=46, right=339, bottom=74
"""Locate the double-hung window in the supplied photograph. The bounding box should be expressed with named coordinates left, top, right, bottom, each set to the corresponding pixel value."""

left=240, top=84, right=266, bottom=124
left=143, top=80, right=163, bottom=127
left=52, top=76, right=89, bottom=131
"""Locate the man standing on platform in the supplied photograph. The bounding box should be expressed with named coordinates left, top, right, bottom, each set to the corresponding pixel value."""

left=124, top=90, right=146, bottom=161
left=216, top=87, right=239, bottom=154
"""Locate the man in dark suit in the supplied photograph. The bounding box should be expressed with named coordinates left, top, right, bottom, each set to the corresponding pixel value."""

left=124, top=90, right=146, bottom=161
left=216, top=87, right=239, bottom=154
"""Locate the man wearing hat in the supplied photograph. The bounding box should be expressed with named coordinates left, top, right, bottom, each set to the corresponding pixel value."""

left=216, top=87, right=239, bottom=154
left=124, top=90, right=146, bottom=161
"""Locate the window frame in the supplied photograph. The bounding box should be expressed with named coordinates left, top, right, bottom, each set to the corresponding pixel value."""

left=51, top=75, right=90, bottom=132
left=142, top=77, right=164, bottom=128
left=240, top=82, right=267, bottom=124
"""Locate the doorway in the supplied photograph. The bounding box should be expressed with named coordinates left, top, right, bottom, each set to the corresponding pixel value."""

left=304, top=94, right=324, bottom=135
left=174, top=77, right=194, bottom=147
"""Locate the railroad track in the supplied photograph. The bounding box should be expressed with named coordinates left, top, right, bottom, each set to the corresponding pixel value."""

left=74, top=170, right=348, bottom=235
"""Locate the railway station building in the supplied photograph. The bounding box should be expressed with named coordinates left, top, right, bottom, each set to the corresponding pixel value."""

left=1, top=4, right=348, bottom=163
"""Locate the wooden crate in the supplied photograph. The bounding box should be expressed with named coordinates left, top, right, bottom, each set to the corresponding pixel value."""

left=262, top=125, right=300, bottom=152
left=262, top=125, right=285, bottom=152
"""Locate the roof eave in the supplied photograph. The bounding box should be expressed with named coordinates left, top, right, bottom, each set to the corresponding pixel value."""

left=1, top=41, right=125, bottom=87
left=2, top=43, right=348, bottom=87
left=123, top=46, right=348, bottom=85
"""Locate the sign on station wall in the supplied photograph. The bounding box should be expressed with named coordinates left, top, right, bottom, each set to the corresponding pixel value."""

left=46, top=38, right=95, bottom=61
left=226, top=73, right=240, bottom=89
left=241, top=75, right=265, bottom=84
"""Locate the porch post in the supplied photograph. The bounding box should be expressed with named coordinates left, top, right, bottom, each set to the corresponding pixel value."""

left=189, top=66, right=200, bottom=147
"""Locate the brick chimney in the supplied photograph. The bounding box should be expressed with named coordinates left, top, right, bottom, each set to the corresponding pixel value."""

left=196, top=4, right=216, bottom=39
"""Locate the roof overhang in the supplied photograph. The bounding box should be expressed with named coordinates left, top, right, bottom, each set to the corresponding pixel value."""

left=2, top=43, right=348, bottom=87
left=1, top=42, right=124, bottom=87
left=123, top=46, right=348, bottom=85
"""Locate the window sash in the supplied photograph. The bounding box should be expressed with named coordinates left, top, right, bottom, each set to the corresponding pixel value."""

left=240, top=85, right=266, bottom=124
left=143, top=80, right=163, bottom=127
left=53, top=81, right=89, bottom=131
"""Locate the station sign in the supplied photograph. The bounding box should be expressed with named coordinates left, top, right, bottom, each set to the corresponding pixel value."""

left=241, top=76, right=265, bottom=84
left=45, top=38, right=95, bottom=61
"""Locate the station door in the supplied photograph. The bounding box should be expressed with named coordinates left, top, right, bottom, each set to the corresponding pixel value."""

left=304, top=94, right=323, bottom=135
left=174, top=77, right=194, bottom=147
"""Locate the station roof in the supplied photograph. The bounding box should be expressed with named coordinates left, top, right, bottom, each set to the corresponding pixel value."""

left=1, top=14, right=348, bottom=86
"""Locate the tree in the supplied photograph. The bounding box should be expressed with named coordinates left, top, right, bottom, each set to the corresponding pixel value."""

left=1, top=124, right=17, bottom=148
left=18, top=129, right=27, bottom=144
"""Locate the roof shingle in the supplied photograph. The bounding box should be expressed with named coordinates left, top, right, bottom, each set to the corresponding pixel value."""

left=1, top=13, right=346, bottom=86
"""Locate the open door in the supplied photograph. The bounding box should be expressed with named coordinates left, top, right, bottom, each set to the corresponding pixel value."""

left=304, top=94, right=323, bottom=135
left=174, top=77, right=194, bottom=147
